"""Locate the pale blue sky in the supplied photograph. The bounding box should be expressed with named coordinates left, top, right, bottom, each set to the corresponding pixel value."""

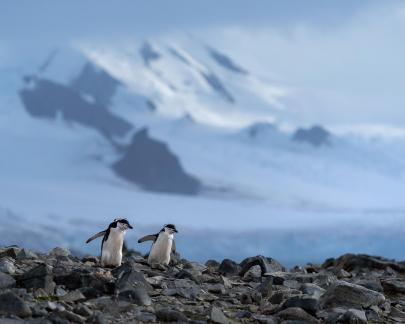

left=0, top=0, right=385, bottom=41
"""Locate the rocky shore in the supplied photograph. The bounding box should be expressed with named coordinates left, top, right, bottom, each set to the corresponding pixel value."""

left=0, top=246, right=405, bottom=323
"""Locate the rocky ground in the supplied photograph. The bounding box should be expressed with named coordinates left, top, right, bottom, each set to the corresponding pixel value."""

left=0, top=246, right=405, bottom=323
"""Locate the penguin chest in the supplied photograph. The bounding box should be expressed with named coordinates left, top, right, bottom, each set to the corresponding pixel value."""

left=101, top=229, right=124, bottom=267
left=148, top=233, right=173, bottom=265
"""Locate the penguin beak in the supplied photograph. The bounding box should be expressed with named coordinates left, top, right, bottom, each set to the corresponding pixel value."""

left=174, top=228, right=178, bottom=233
left=128, top=224, right=133, bottom=229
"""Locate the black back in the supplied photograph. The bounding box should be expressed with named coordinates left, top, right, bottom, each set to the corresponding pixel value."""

left=101, top=220, right=118, bottom=251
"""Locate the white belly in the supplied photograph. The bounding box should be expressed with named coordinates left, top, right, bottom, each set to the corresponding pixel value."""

left=101, top=229, right=124, bottom=267
left=148, top=233, right=173, bottom=265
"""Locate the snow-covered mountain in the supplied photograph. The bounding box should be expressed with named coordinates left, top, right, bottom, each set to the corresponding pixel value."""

left=1, top=38, right=405, bottom=265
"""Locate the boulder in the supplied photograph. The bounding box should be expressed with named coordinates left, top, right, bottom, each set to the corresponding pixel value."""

left=118, top=287, right=152, bottom=306
left=0, top=291, right=32, bottom=318
left=239, top=255, right=285, bottom=277
left=0, top=272, right=16, bottom=289
left=155, top=308, right=189, bottom=322
left=320, top=280, right=385, bottom=308
left=218, top=259, right=241, bottom=276
left=17, top=263, right=55, bottom=294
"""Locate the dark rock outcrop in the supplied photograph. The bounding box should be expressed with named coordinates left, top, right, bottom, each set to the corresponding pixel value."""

left=113, top=128, right=201, bottom=195
left=169, top=46, right=234, bottom=103
left=208, top=47, right=247, bottom=75
left=140, top=41, right=161, bottom=66
left=20, top=78, right=132, bottom=138
left=70, top=62, right=121, bottom=106
left=292, top=125, right=331, bottom=147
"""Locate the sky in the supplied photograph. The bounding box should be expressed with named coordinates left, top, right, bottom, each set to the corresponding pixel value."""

left=1, top=0, right=405, bottom=132
left=0, top=1, right=380, bottom=41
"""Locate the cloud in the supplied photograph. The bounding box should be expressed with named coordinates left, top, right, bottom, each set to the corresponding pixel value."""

left=191, top=1, right=405, bottom=130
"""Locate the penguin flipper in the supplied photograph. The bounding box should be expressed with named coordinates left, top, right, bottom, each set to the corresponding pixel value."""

left=138, top=234, right=157, bottom=243
left=172, top=240, right=176, bottom=253
left=86, top=230, right=106, bottom=244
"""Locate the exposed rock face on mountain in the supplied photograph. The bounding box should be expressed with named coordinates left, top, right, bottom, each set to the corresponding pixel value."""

left=292, top=125, right=331, bottom=147
left=70, top=62, right=121, bottom=106
left=140, top=42, right=161, bottom=66
left=168, top=47, right=234, bottom=103
left=113, top=128, right=201, bottom=195
left=1, top=246, right=404, bottom=323
left=247, top=122, right=277, bottom=138
left=208, top=47, right=248, bottom=75
left=19, top=77, right=132, bottom=138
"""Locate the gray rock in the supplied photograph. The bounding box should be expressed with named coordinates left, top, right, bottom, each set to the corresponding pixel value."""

left=82, top=255, right=99, bottom=264
left=283, top=295, right=319, bottom=315
left=73, top=304, right=93, bottom=317
left=320, top=280, right=385, bottom=308
left=87, top=312, right=109, bottom=324
left=326, top=253, right=405, bottom=273
left=114, top=264, right=152, bottom=292
left=206, top=283, right=226, bottom=294
left=118, top=288, right=152, bottom=306
left=251, top=314, right=278, bottom=324
left=55, top=286, right=68, bottom=297
left=184, top=261, right=206, bottom=272
left=240, top=255, right=285, bottom=277
left=205, top=260, right=220, bottom=268
left=382, top=278, right=405, bottom=294
left=276, top=307, right=319, bottom=323
left=256, top=277, right=273, bottom=297
left=59, top=290, right=86, bottom=302
left=221, top=276, right=233, bottom=289
left=57, top=310, right=87, bottom=323
left=49, top=247, right=71, bottom=258
left=265, top=271, right=293, bottom=285
left=165, top=278, right=200, bottom=299
left=0, top=246, right=20, bottom=258
left=17, top=263, right=55, bottom=294
left=355, top=278, right=384, bottom=293
left=0, top=258, right=16, bottom=274
left=211, top=306, right=229, bottom=324
left=283, top=279, right=301, bottom=290
left=389, top=307, right=405, bottom=322
left=340, top=308, right=368, bottom=324
left=156, top=308, right=189, bottom=322
left=134, top=312, right=157, bottom=322
left=218, top=259, right=240, bottom=276
left=16, top=248, right=38, bottom=260
left=175, top=269, right=201, bottom=283
left=0, top=272, right=16, bottom=289
left=270, top=288, right=302, bottom=304
left=300, top=283, right=325, bottom=299
left=0, top=291, right=32, bottom=318
left=145, top=275, right=166, bottom=288
left=0, top=319, right=25, bottom=324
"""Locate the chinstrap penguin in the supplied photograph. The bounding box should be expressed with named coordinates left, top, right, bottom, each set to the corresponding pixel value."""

left=138, top=224, right=178, bottom=265
left=86, top=218, right=133, bottom=267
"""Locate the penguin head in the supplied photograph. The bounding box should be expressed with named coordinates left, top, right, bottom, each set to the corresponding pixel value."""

left=163, top=224, right=178, bottom=234
left=114, top=218, right=133, bottom=231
